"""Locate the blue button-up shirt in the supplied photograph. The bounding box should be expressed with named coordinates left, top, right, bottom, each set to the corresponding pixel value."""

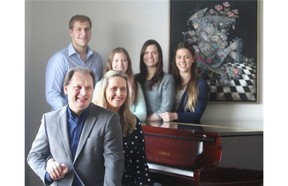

left=45, top=43, right=103, bottom=110
left=67, top=106, right=89, bottom=159
left=67, top=106, right=90, bottom=186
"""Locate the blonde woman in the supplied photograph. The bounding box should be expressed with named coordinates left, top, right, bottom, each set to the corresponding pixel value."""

left=95, top=70, right=152, bottom=186
left=93, top=47, right=147, bottom=121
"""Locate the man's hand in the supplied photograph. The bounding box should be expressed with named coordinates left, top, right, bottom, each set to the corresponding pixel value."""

left=46, top=158, right=69, bottom=180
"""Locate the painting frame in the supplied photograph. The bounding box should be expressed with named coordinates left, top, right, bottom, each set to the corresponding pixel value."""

left=169, top=0, right=259, bottom=103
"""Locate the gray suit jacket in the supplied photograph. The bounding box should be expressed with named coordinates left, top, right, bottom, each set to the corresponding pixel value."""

left=27, top=103, right=124, bottom=186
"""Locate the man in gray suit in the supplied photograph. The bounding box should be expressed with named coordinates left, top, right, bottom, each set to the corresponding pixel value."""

left=27, top=67, right=124, bottom=186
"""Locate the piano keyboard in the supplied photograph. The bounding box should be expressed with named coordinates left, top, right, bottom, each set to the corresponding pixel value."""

left=148, top=163, right=194, bottom=177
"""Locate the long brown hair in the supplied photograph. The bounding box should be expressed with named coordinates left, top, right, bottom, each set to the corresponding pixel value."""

left=135, top=39, right=164, bottom=90
left=171, top=42, right=199, bottom=111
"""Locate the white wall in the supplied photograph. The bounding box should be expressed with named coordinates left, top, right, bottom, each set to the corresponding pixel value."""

left=25, top=0, right=263, bottom=185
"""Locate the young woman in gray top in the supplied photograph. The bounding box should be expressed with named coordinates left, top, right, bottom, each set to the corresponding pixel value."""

left=135, top=39, right=175, bottom=121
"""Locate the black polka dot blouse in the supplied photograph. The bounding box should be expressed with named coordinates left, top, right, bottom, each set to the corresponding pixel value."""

left=122, top=120, right=153, bottom=186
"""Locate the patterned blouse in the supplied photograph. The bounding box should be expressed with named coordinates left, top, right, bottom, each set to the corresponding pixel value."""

left=122, top=120, right=153, bottom=185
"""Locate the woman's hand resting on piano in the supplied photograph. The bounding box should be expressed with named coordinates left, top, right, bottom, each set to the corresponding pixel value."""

left=159, top=112, right=178, bottom=122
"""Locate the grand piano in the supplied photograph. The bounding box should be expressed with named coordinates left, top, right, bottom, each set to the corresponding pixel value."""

left=141, top=122, right=263, bottom=186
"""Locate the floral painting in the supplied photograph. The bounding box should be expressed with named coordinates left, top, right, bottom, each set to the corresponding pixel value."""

left=170, top=0, right=258, bottom=102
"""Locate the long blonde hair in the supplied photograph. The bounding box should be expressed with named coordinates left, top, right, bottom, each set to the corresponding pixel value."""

left=96, top=70, right=136, bottom=135
left=106, top=47, right=138, bottom=106
left=172, top=42, right=199, bottom=111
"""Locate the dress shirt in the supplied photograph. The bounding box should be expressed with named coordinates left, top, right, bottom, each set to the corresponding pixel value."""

left=67, top=106, right=89, bottom=159
left=67, top=106, right=89, bottom=186
left=45, top=43, right=103, bottom=110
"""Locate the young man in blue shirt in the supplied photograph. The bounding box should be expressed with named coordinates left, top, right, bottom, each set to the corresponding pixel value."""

left=45, top=14, right=104, bottom=110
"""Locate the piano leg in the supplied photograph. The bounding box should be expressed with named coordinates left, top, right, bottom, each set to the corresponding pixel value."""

left=194, top=170, right=200, bottom=186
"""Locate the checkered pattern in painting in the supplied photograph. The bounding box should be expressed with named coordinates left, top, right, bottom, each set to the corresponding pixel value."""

left=207, top=62, right=257, bottom=102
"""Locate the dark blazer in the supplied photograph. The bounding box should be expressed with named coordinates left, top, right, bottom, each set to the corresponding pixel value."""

left=27, top=103, right=124, bottom=186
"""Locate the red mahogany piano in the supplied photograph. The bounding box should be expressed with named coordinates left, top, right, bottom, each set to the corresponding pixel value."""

left=141, top=122, right=263, bottom=186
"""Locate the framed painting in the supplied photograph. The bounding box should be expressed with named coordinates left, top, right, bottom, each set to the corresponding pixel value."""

left=170, top=0, right=259, bottom=102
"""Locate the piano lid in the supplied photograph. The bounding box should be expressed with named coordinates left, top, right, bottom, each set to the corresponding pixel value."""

left=141, top=121, right=263, bottom=136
